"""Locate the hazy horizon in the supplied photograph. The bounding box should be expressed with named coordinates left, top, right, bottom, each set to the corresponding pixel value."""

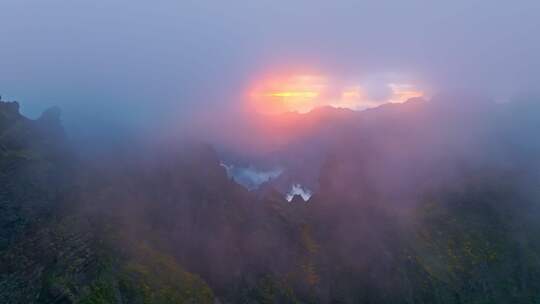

left=2, top=0, right=539, bottom=135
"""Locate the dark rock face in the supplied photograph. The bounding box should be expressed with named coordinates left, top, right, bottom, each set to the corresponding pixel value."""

left=0, top=103, right=217, bottom=303
left=0, top=102, right=68, bottom=249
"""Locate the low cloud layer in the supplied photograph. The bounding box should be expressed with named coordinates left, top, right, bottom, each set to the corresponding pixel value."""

left=221, top=163, right=283, bottom=190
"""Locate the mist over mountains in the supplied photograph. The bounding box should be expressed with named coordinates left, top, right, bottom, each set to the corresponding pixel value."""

left=2, top=0, right=539, bottom=302
left=1, top=93, right=539, bottom=303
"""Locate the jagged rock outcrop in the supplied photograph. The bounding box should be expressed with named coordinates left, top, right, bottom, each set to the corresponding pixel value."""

left=0, top=102, right=217, bottom=304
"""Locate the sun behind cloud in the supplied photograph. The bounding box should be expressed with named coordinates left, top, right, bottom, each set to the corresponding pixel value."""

left=247, top=71, right=424, bottom=114
left=249, top=74, right=327, bottom=114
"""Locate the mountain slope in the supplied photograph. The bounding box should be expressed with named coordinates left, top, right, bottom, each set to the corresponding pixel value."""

left=1, top=97, right=540, bottom=303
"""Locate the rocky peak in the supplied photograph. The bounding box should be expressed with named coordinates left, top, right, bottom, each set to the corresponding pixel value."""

left=0, top=101, right=23, bottom=131
left=38, top=106, right=62, bottom=123
left=0, top=100, right=21, bottom=115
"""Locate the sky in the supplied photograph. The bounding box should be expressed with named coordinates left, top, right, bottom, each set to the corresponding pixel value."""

left=1, top=0, right=539, bottom=132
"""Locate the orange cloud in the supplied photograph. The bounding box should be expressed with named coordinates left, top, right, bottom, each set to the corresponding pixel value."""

left=247, top=72, right=423, bottom=114
left=388, top=83, right=424, bottom=103
left=249, top=73, right=327, bottom=114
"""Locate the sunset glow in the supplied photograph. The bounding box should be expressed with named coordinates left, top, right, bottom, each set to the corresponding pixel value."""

left=267, top=91, right=320, bottom=98
left=388, top=83, right=424, bottom=103
left=249, top=74, right=327, bottom=114
left=248, top=72, right=424, bottom=114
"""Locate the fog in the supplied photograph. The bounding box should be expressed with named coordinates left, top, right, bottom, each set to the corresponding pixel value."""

left=2, top=2, right=540, bottom=303
left=1, top=0, right=539, bottom=137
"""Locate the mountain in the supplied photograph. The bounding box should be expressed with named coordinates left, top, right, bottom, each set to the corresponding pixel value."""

left=0, top=103, right=216, bottom=303
left=223, top=96, right=538, bottom=201
left=1, top=96, right=540, bottom=303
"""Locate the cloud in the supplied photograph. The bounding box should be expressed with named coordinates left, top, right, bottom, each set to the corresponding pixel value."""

left=248, top=71, right=424, bottom=113
left=285, top=184, right=312, bottom=202
left=221, top=163, right=283, bottom=190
